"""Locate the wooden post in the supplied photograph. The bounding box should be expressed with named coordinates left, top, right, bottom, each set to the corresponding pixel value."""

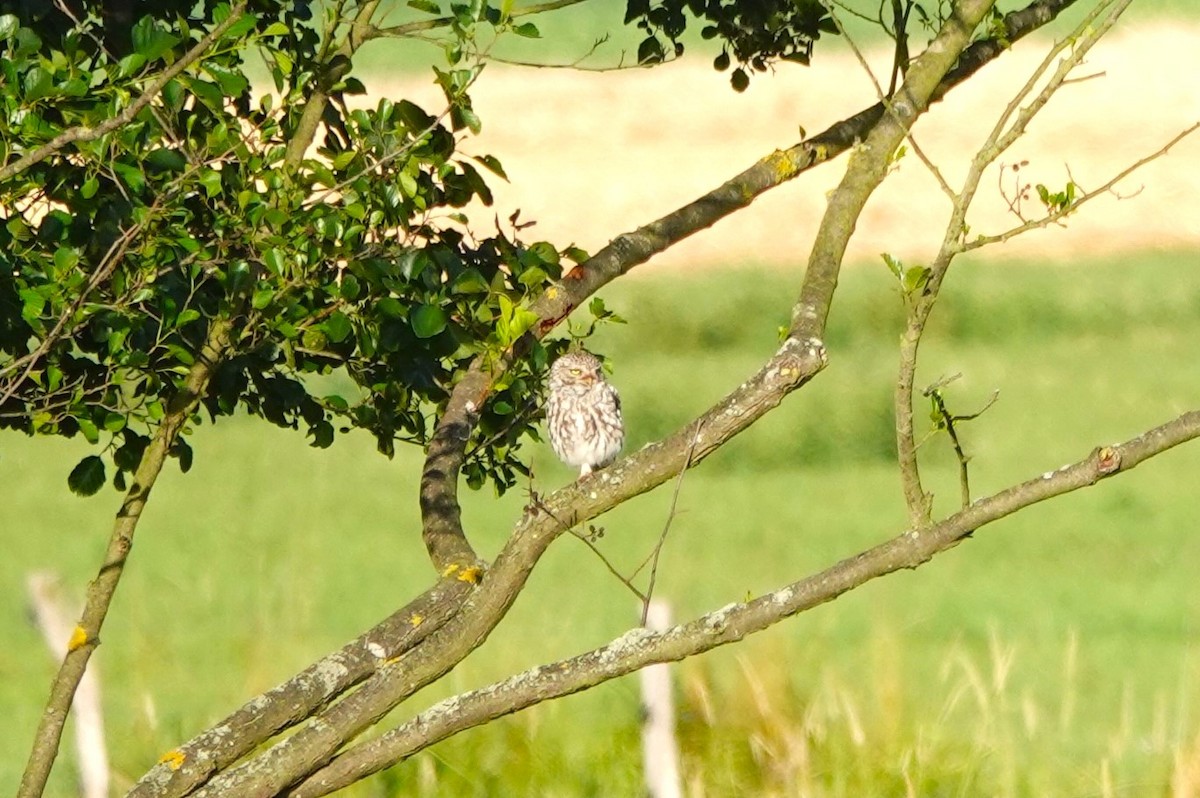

left=640, top=599, right=682, bottom=798
left=26, top=572, right=110, bottom=798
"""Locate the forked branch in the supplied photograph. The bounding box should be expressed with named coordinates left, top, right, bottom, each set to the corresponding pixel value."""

left=291, top=408, right=1200, bottom=795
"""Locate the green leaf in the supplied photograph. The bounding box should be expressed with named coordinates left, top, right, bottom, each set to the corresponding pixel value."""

left=22, top=67, right=52, bottom=102
left=731, top=68, right=749, bottom=92
left=80, top=176, right=99, bottom=199
left=261, top=21, right=290, bottom=36
left=68, top=456, right=106, bottom=497
left=53, top=247, right=79, bottom=272
left=408, top=0, right=441, bottom=12
left=146, top=148, right=186, bottom=172
left=0, top=14, right=18, bottom=40
left=512, top=22, right=539, bottom=38
left=637, top=36, right=665, bottom=65
left=198, top=168, right=223, bottom=198
left=177, top=309, right=201, bottom=326
left=473, top=154, right=507, bottom=180
left=170, top=439, right=193, bottom=473
left=262, top=247, right=286, bottom=275
left=77, top=417, right=100, bottom=445
left=321, top=311, right=354, bottom=343
left=252, top=288, right=275, bottom=310
left=112, top=161, right=146, bottom=194
left=103, top=412, right=126, bottom=432
left=222, top=13, right=258, bottom=40
left=411, top=304, right=447, bottom=338
left=450, top=268, right=489, bottom=294
left=117, top=52, right=147, bottom=78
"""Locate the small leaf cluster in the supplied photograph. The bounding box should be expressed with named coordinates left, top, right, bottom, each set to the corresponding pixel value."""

left=624, top=0, right=838, bottom=91
left=881, top=253, right=930, bottom=302
left=1, top=1, right=579, bottom=497
left=1035, top=181, right=1078, bottom=216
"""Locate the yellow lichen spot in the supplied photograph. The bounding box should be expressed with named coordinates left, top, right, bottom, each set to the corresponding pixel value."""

left=159, top=749, right=186, bottom=771
left=67, top=625, right=88, bottom=652
left=546, top=286, right=559, bottom=299
left=409, top=613, right=424, bottom=627
left=456, top=565, right=483, bottom=584
left=441, top=563, right=460, bottom=578
left=813, top=143, right=829, bottom=162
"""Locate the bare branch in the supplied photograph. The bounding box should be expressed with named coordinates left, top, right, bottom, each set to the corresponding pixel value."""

left=640, top=420, right=702, bottom=626
left=964, top=121, right=1200, bottom=252
left=891, top=0, right=1130, bottom=527
left=0, top=1, right=250, bottom=183
left=291, top=408, right=1200, bottom=795
left=924, top=377, right=1000, bottom=508
left=366, top=0, right=591, bottom=41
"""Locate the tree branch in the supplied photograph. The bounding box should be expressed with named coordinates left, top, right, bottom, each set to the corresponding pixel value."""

left=291, top=408, right=1200, bottom=795
left=18, top=318, right=232, bottom=798
left=418, top=0, right=1076, bottom=575
left=126, top=576, right=476, bottom=798
left=0, top=1, right=249, bottom=183
left=284, top=0, right=382, bottom=169
left=892, top=0, right=1129, bottom=527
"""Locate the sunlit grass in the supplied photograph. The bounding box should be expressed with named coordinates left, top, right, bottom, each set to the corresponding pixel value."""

left=3, top=250, right=1200, bottom=795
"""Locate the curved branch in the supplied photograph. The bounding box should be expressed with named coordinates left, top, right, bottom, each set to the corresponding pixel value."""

left=0, top=2, right=250, bottom=183
left=293, top=408, right=1200, bottom=795
left=18, top=318, right=232, bottom=798
left=418, top=0, right=1080, bottom=572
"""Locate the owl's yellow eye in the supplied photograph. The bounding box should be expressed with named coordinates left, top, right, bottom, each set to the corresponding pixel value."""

left=569, top=368, right=582, bottom=376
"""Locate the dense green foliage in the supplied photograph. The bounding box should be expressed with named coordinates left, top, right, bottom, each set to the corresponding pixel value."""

left=0, top=0, right=587, bottom=497
left=5, top=252, right=1199, bottom=796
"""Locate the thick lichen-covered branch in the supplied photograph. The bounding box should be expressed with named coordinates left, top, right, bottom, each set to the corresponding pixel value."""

left=292, top=407, right=1200, bottom=795
left=125, top=577, right=474, bottom=798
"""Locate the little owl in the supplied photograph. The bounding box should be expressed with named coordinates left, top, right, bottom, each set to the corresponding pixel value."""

left=546, top=350, right=624, bottom=477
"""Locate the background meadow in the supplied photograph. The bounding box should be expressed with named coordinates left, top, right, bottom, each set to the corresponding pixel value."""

left=4, top=249, right=1200, bottom=796
left=6, top=0, right=1200, bottom=793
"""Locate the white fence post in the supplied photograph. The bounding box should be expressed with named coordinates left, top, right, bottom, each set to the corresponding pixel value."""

left=641, top=599, right=682, bottom=798
left=27, top=571, right=110, bottom=798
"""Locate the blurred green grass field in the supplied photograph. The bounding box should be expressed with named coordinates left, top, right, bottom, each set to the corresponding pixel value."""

left=4, top=249, right=1200, bottom=796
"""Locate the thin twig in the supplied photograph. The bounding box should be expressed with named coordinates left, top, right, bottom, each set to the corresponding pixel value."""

left=526, top=482, right=647, bottom=601
left=923, top=377, right=1000, bottom=508
left=640, top=421, right=702, bottom=626
left=964, top=121, right=1200, bottom=251
left=821, top=1, right=956, bottom=201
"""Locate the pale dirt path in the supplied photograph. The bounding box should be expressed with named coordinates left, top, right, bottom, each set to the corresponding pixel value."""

left=372, top=21, right=1200, bottom=270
